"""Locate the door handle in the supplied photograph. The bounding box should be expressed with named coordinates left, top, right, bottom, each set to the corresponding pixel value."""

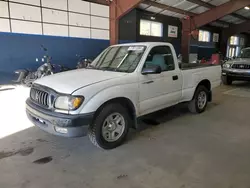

left=172, top=75, right=178, bottom=80
left=142, top=80, right=154, bottom=84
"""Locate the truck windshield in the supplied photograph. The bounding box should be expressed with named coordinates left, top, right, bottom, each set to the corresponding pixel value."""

left=90, top=45, right=146, bottom=73
left=240, top=49, right=250, bottom=58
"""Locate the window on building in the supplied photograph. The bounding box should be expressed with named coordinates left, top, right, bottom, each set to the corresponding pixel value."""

left=240, top=38, right=245, bottom=46
left=140, top=19, right=163, bottom=37
left=230, top=36, right=239, bottom=45
left=198, top=30, right=211, bottom=42
left=213, top=33, right=219, bottom=42
left=228, top=46, right=242, bottom=58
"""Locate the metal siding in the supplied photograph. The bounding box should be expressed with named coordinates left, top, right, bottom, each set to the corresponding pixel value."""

left=209, top=0, right=230, bottom=6
left=43, top=23, right=68, bottom=37
left=91, top=29, right=109, bottom=40
left=156, top=0, right=183, bottom=6
left=42, top=8, right=68, bottom=25
left=91, top=16, right=109, bottom=30
left=191, top=6, right=209, bottom=14
left=145, top=6, right=163, bottom=13
left=138, top=3, right=149, bottom=9
left=69, top=12, right=90, bottom=27
left=68, top=0, right=90, bottom=14
left=161, top=10, right=177, bottom=16
left=0, top=18, right=10, bottom=32
left=11, top=0, right=40, bottom=6
left=42, top=0, right=68, bottom=10
left=174, top=1, right=196, bottom=10
left=10, top=3, right=41, bottom=22
left=11, top=20, right=42, bottom=35
left=69, top=26, right=91, bottom=38
left=0, top=1, right=9, bottom=18
left=90, top=3, right=109, bottom=17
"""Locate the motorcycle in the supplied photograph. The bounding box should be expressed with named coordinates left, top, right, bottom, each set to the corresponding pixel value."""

left=15, top=45, right=69, bottom=87
left=76, top=54, right=92, bottom=69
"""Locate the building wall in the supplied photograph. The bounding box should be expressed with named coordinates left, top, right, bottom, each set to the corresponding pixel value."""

left=190, top=25, right=221, bottom=60
left=0, top=0, right=110, bottom=84
left=119, top=9, right=223, bottom=61
left=245, top=34, right=250, bottom=47
left=119, top=9, right=137, bottom=43
left=136, top=9, right=182, bottom=55
left=225, top=33, right=250, bottom=57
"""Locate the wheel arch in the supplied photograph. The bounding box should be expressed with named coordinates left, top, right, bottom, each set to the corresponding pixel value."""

left=194, top=79, right=212, bottom=101
left=93, top=97, right=137, bottom=129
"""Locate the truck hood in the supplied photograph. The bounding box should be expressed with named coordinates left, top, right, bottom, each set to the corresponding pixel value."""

left=34, top=69, right=127, bottom=94
left=229, top=58, right=250, bottom=65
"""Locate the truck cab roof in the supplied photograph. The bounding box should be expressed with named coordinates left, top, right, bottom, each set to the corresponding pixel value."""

left=112, top=42, right=173, bottom=48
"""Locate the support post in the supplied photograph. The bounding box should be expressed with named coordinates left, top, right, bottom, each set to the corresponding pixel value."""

left=110, top=0, right=118, bottom=45
left=109, top=0, right=144, bottom=45
left=220, top=31, right=228, bottom=58
left=181, top=0, right=250, bottom=62
left=193, top=0, right=250, bottom=28
left=182, top=19, right=191, bottom=63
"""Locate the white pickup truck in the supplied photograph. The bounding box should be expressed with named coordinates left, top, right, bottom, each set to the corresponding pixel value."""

left=26, top=42, right=221, bottom=149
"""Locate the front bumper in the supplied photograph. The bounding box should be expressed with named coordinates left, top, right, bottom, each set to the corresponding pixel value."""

left=222, top=69, right=250, bottom=81
left=26, top=99, right=94, bottom=137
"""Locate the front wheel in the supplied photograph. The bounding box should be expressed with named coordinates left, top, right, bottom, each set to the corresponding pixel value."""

left=88, top=103, right=131, bottom=149
left=188, top=86, right=209, bottom=114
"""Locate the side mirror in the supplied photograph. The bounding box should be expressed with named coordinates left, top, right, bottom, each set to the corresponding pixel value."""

left=142, top=65, right=162, bottom=75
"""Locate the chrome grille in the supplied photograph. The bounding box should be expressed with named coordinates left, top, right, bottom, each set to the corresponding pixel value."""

left=232, top=64, right=250, bottom=69
left=30, top=88, right=50, bottom=107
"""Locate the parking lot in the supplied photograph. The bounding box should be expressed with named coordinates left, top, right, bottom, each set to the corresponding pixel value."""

left=0, top=83, right=250, bottom=188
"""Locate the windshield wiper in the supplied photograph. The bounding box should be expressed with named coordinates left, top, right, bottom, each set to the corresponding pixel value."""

left=99, top=67, right=128, bottom=73
left=99, top=67, right=115, bottom=71
left=96, top=55, right=129, bottom=71
left=115, top=53, right=130, bottom=70
left=116, top=52, right=142, bottom=73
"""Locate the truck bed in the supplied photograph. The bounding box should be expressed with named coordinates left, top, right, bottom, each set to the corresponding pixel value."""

left=180, top=63, right=220, bottom=70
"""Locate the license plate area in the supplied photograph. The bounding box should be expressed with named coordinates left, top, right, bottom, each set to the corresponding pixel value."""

left=33, top=117, right=48, bottom=127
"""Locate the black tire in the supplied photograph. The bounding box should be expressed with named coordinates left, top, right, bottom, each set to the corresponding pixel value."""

left=88, top=103, right=131, bottom=149
left=222, top=76, right=232, bottom=85
left=188, top=85, right=209, bottom=114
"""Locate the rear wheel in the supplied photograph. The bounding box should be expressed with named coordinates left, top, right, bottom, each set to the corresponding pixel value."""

left=88, top=103, right=131, bottom=149
left=188, top=86, right=209, bottom=114
left=222, top=76, right=232, bottom=85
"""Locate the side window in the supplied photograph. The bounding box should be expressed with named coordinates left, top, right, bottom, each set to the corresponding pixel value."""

left=144, top=46, right=175, bottom=72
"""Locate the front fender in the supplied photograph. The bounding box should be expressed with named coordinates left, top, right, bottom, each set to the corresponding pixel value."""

left=15, top=69, right=29, bottom=74
left=14, top=69, right=29, bottom=83
left=74, top=83, right=139, bottom=116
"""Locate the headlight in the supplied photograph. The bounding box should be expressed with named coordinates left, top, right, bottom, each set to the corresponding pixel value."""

left=223, top=63, right=231, bottom=69
left=54, top=96, right=84, bottom=110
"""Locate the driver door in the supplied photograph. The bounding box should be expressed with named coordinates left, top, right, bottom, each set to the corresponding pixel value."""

left=138, top=45, right=182, bottom=116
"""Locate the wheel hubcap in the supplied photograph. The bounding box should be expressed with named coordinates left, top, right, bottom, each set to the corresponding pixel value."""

left=102, top=113, right=125, bottom=142
left=197, top=91, right=207, bottom=109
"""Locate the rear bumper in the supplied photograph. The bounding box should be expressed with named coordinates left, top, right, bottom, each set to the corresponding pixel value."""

left=26, top=99, right=94, bottom=137
left=222, top=70, right=250, bottom=81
